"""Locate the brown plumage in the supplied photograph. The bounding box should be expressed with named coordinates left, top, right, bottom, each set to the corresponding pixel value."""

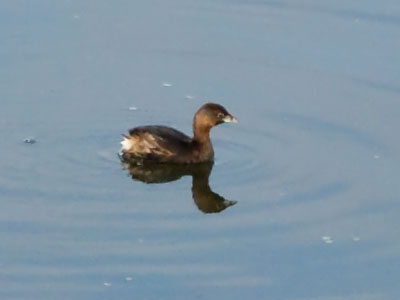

left=120, top=103, right=237, bottom=164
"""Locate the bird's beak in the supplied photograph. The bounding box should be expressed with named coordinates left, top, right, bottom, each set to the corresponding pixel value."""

left=223, top=114, right=238, bottom=123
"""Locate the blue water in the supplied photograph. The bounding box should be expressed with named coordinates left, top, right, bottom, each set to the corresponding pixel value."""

left=1, top=1, right=400, bottom=299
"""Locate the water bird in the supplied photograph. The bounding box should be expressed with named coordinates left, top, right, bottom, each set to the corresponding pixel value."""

left=120, top=103, right=237, bottom=164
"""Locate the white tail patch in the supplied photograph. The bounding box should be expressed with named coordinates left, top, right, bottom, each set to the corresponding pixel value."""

left=121, top=137, right=134, bottom=151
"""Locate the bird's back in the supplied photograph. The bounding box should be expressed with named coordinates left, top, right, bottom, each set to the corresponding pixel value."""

left=121, top=125, right=194, bottom=163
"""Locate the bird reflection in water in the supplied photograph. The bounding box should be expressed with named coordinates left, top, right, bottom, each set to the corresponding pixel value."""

left=121, top=158, right=237, bottom=214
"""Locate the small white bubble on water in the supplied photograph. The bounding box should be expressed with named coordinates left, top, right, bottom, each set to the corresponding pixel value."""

left=352, top=236, right=360, bottom=242
left=103, top=282, right=112, bottom=287
left=373, top=154, right=380, bottom=159
left=24, top=137, right=36, bottom=144
left=185, top=95, right=194, bottom=100
left=125, top=277, right=133, bottom=281
left=128, top=106, right=137, bottom=111
left=73, top=14, right=80, bottom=19
left=161, top=82, right=173, bottom=87
left=322, top=236, right=333, bottom=244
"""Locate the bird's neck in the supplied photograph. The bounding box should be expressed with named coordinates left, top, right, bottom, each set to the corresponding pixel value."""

left=193, top=124, right=211, bottom=144
left=193, top=123, right=214, bottom=161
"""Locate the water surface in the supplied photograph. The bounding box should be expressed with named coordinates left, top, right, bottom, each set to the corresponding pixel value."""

left=1, top=0, right=400, bottom=299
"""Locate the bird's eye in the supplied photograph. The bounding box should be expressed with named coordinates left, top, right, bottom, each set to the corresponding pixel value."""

left=217, top=112, right=224, bottom=118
